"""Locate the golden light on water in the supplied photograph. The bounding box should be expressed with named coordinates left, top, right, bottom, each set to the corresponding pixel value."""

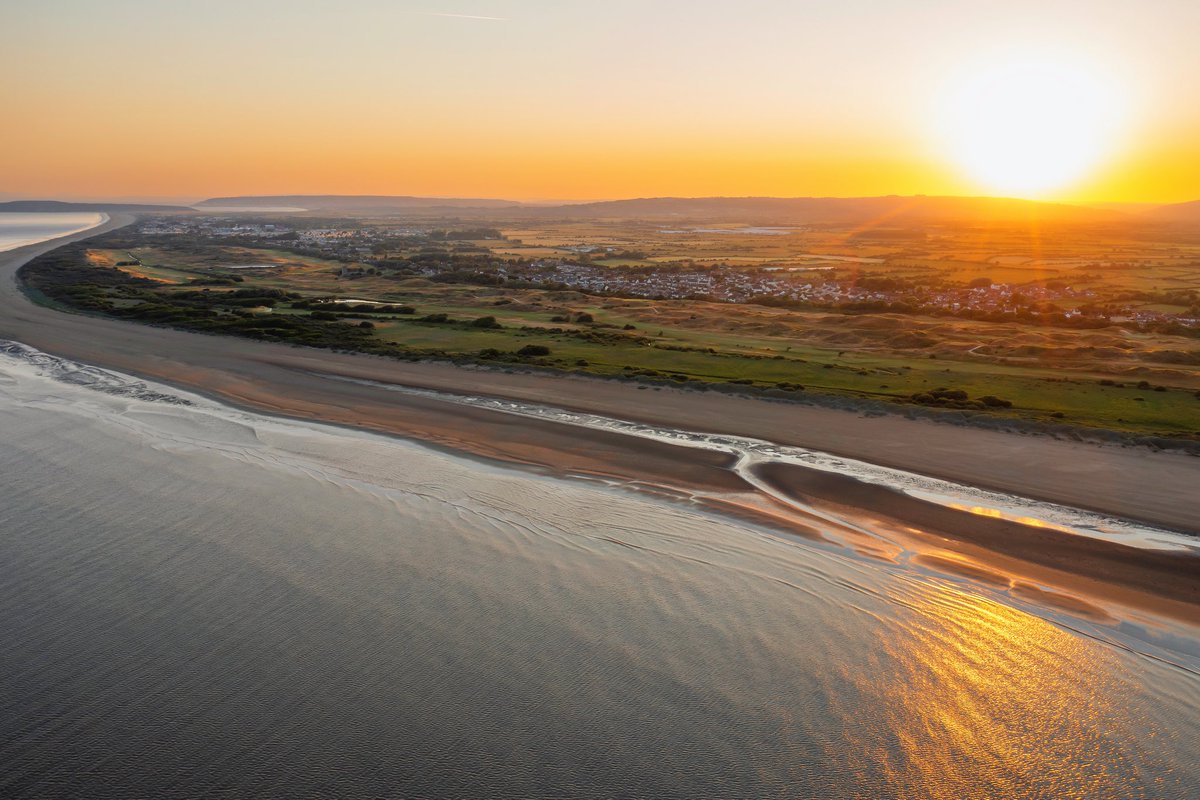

left=832, top=583, right=1171, bottom=799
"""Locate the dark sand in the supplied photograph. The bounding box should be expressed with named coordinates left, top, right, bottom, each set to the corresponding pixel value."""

left=2, top=216, right=1198, bottom=619
left=753, top=461, right=1200, bottom=621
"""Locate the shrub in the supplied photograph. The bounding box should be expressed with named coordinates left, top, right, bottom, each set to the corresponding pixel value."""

left=358, top=321, right=375, bottom=329
left=517, top=344, right=550, bottom=357
left=931, top=388, right=968, bottom=402
left=470, top=315, right=501, bottom=329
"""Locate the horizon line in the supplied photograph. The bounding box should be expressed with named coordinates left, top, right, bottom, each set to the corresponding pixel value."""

left=0, top=193, right=1193, bottom=209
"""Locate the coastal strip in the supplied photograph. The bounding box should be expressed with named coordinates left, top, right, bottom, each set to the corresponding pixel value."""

left=0, top=218, right=1197, bottom=620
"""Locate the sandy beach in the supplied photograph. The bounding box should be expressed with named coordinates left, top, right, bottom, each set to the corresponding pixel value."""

left=2, top=216, right=1198, bottom=619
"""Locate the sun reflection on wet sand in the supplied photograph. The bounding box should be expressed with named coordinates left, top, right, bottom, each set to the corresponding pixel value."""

left=945, top=502, right=1074, bottom=532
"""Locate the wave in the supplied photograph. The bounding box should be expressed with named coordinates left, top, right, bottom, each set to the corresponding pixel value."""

left=0, top=340, right=193, bottom=405
left=317, top=373, right=1198, bottom=554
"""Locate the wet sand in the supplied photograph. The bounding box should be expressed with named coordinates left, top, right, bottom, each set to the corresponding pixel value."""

left=753, top=461, right=1200, bottom=621
left=1, top=216, right=1198, bottom=619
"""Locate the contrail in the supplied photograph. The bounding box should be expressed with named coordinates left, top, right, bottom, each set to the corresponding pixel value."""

left=416, top=11, right=507, bottom=21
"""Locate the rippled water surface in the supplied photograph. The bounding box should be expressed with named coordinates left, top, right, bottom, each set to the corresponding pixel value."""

left=0, top=213, right=106, bottom=252
left=1, top=345, right=1197, bottom=799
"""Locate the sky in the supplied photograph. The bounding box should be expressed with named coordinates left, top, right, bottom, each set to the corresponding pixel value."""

left=2, top=0, right=1198, bottom=204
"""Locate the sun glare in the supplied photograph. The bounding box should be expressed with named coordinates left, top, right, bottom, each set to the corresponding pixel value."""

left=936, top=57, right=1125, bottom=197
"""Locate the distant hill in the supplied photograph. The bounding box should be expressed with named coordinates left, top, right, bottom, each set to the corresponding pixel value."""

left=195, top=195, right=521, bottom=212
left=537, top=195, right=1126, bottom=225
left=15, top=194, right=1145, bottom=226
left=1144, top=200, right=1200, bottom=224
left=0, top=200, right=188, bottom=213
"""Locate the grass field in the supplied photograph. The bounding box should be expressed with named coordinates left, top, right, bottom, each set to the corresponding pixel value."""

left=63, top=237, right=1200, bottom=438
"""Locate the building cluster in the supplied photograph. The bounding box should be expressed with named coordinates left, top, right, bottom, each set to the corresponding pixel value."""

left=140, top=217, right=293, bottom=239
left=488, top=261, right=1108, bottom=316
left=138, top=217, right=404, bottom=259
left=920, top=282, right=1095, bottom=315
left=521, top=262, right=889, bottom=305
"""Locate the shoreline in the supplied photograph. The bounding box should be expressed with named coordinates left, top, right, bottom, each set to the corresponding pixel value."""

left=1, top=216, right=1198, bottom=621
left=5, top=217, right=1199, bottom=528
left=0, top=211, right=108, bottom=254
left=5, top=326, right=1198, bottom=626
left=752, top=461, right=1200, bottom=621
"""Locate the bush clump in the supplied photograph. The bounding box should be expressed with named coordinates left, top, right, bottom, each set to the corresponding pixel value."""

left=470, top=315, right=501, bottom=329
left=909, top=387, right=1013, bottom=409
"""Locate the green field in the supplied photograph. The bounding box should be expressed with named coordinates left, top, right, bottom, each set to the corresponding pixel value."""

left=26, top=233, right=1200, bottom=441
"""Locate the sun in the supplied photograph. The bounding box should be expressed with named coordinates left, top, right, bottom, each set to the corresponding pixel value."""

left=935, top=56, right=1125, bottom=197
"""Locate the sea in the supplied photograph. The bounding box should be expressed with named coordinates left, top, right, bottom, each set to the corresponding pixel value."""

left=0, top=213, right=106, bottom=252
left=1, top=216, right=1197, bottom=798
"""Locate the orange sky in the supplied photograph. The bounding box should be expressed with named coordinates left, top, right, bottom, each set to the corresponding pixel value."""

left=3, top=1, right=1198, bottom=204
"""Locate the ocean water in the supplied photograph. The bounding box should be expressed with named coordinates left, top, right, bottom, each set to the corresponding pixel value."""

left=1, top=341, right=1198, bottom=799
left=0, top=213, right=107, bottom=252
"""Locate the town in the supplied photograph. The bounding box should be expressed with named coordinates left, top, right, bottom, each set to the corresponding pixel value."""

left=136, top=215, right=1200, bottom=333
